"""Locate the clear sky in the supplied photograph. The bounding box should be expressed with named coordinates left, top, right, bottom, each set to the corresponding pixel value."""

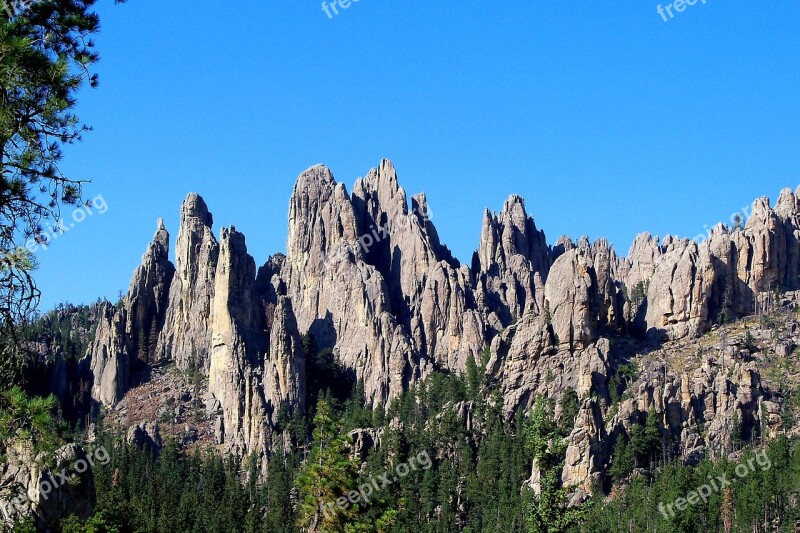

left=35, top=0, right=800, bottom=310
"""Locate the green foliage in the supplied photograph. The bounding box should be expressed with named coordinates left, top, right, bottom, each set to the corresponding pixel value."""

left=609, top=361, right=638, bottom=405
left=77, top=364, right=800, bottom=533
left=526, top=467, right=586, bottom=533
left=88, top=432, right=269, bottom=533
left=59, top=514, right=122, bottom=533
left=480, top=344, right=491, bottom=368
left=295, top=398, right=363, bottom=531
left=303, top=333, right=356, bottom=414
left=557, top=388, right=579, bottom=436
left=580, top=436, right=800, bottom=532
left=524, top=397, right=563, bottom=468
left=9, top=303, right=96, bottom=422
left=744, top=328, right=757, bottom=352
left=631, top=281, right=648, bottom=307
left=12, top=517, right=37, bottom=533
left=0, top=385, right=61, bottom=457
left=732, top=411, right=745, bottom=448
left=626, top=280, right=649, bottom=322
left=0, top=0, right=110, bottom=338
left=524, top=397, right=586, bottom=532
left=781, top=398, right=795, bottom=430
left=23, top=303, right=96, bottom=362
left=83, top=366, right=535, bottom=532
left=608, top=433, right=635, bottom=483
left=629, top=410, right=663, bottom=468
left=465, top=353, right=482, bottom=401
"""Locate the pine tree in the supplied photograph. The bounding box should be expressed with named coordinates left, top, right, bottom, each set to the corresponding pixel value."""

left=524, top=397, right=586, bottom=533
left=465, top=353, right=481, bottom=401
left=0, top=0, right=115, bottom=349
left=295, top=399, right=361, bottom=532
left=0, top=385, right=60, bottom=456
left=721, top=486, right=734, bottom=533
left=609, top=433, right=635, bottom=483
left=557, top=388, right=579, bottom=436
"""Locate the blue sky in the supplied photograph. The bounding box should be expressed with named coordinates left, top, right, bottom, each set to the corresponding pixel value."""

left=35, top=0, right=800, bottom=310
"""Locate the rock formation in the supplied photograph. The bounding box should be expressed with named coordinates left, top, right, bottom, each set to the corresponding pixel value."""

left=0, top=443, right=96, bottom=531
left=264, top=296, right=306, bottom=424
left=78, top=160, right=800, bottom=493
left=473, top=195, right=550, bottom=325
left=157, top=193, right=219, bottom=372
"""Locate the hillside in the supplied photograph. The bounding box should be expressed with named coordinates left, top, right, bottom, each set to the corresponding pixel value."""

left=4, top=160, right=800, bottom=531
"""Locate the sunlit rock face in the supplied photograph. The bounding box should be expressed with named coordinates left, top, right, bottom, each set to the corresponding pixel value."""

left=80, top=162, right=800, bottom=479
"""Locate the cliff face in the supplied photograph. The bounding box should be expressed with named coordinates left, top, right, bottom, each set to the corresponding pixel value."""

left=473, top=195, right=550, bottom=327
left=156, top=193, right=219, bottom=372
left=79, top=160, right=800, bottom=489
left=209, top=227, right=269, bottom=456
left=0, top=443, right=96, bottom=530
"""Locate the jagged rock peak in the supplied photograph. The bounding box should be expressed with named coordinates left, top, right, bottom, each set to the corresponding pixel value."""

left=355, top=159, right=406, bottom=211
left=182, top=192, right=214, bottom=227
left=627, top=232, right=659, bottom=254
left=775, top=188, right=799, bottom=218
left=156, top=192, right=219, bottom=369
left=592, top=237, right=613, bottom=254
left=295, top=163, right=336, bottom=190
left=265, top=296, right=306, bottom=422
left=287, top=164, right=359, bottom=265
left=411, top=193, right=432, bottom=221
left=477, top=194, right=548, bottom=268
left=556, top=235, right=574, bottom=251
left=351, top=159, right=412, bottom=239
left=148, top=220, right=170, bottom=262
left=221, top=226, right=244, bottom=251
left=173, top=192, right=218, bottom=283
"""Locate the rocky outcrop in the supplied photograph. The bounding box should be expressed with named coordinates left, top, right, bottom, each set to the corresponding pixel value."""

left=644, top=238, right=713, bottom=340
left=744, top=197, right=787, bottom=294
left=544, top=247, right=599, bottom=352
left=620, top=233, right=662, bottom=291
left=609, top=320, right=789, bottom=465
left=127, top=422, right=162, bottom=449
left=83, top=302, right=129, bottom=406
left=157, top=193, right=219, bottom=372
left=265, top=296, right=306, bottom=423
left=209, top=227, right=269, bottom=456
left=0, top=443, right=95, bottom=531
left=487, top=308, right=609, bottom=414
left=126, top=220, right=174, bottom=365
left=75, top=160, right=800, bottom=492
left=590, top=239, right=623, bottom=328
left=414, top=261, right=485, bottom=370
left=83, top=222, right=175, bottom=406
left=351, top=160, right=481, bottom=371
left=775, top=188, right=800, bottom=289
left=283, top=162, right=430, bottom=407
left=561, top=400, right=605, bottom=493
left=473, top=195, right=550, bottom=325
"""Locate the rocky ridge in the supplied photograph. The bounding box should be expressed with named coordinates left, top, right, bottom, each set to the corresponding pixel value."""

left=80, top=159, right=800, bottom=493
